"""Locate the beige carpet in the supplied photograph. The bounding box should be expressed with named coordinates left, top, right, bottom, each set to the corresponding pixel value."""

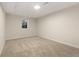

left=1, top=36, right=79, bottom=57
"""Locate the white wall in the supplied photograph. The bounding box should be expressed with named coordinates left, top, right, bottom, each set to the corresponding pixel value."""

left=6, top=14, right=37, bottom=40
left=37, top=4, right=79, bottom=48
left=0, top=5, right=5, bottom=55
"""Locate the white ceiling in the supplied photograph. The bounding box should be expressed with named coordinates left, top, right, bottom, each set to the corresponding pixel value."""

left=1, top=2, right=79, bottom=18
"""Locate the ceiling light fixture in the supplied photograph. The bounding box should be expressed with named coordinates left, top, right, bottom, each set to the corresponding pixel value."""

left=34, top=5, right=40, bottom=10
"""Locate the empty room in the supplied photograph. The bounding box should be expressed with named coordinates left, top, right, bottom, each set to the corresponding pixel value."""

left=0, top=2, right=79, bottom=57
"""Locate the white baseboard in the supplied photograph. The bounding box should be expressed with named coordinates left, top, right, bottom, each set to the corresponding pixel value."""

left=39, top=36, right=79, bottom=49
left=6, top=35, right=38, bottom=40
left=6, top=35, right=79, bottom=49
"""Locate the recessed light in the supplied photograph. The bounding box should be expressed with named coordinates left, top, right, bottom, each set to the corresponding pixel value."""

left=34, top=5, right=40, bottom=10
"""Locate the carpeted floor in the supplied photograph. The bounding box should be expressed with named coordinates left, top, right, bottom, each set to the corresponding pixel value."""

left=1, top=36, right=79, bottom=57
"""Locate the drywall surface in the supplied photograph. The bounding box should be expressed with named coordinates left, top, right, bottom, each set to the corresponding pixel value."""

left=0, top=5, right=5, bottom=55
left=37, top=5, right=79, bottom=48
left=6, top=14, right=37, bottom=40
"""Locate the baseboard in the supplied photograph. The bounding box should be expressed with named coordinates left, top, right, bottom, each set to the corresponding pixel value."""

left=6, top=35, right=38, bottom=41
left=39, top=36, right=79, bottom=49
left=6, top=35, right=79, bottom=49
